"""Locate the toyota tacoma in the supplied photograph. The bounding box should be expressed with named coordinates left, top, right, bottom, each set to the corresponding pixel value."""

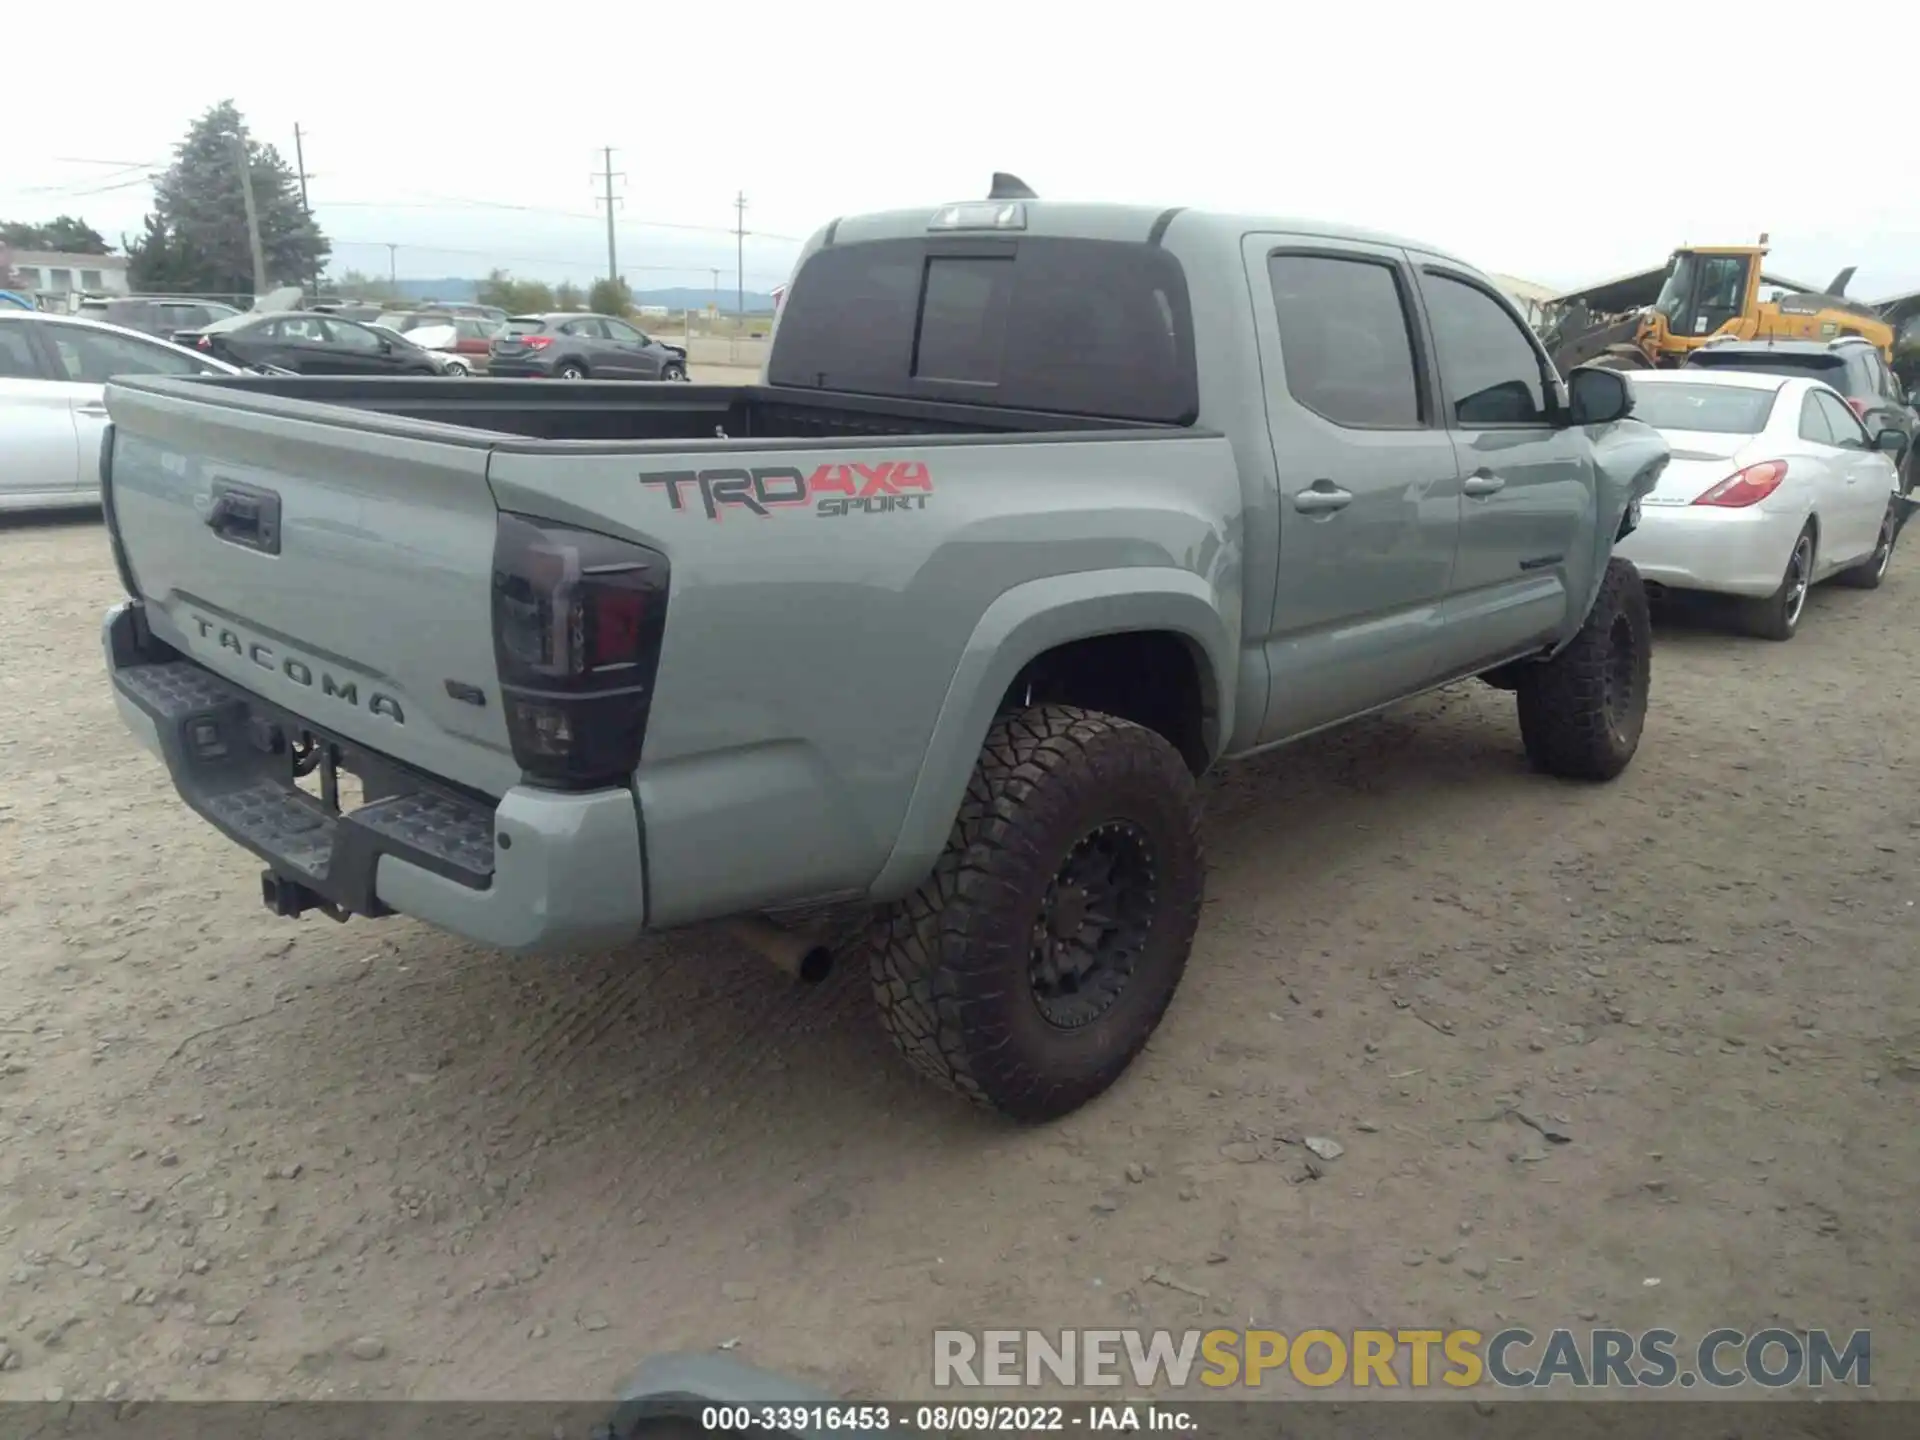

left=99, top=178, right=1669, bottom=1121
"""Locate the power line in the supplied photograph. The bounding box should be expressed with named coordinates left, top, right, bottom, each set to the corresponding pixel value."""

left=329, top=237, right=787, bottom=285
left=316, top=195, right=803, bottom=242
left=18, top=170, right=161, bottom=198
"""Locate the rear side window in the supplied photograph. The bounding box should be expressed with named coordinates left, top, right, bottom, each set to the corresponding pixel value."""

left=1843, top=350, right=1881, bottom=400
left=1798, top=392, right=1838, bottom=445
left=1268, top=253, right=1422, bottom=428
left=1419, top=271, right=1549, bottom=425
left=1627, top=381, right=1777, bottom=435
left=1814, top=389, right=1868, bottom=448
left=770, top=236, right=1198, bottom=424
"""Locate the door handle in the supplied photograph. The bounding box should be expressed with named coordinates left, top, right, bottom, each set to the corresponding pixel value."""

left=1462, top=472, right=1506, bottom=498
left=1293, top=483, right=1354, bottom=515
left=204, top=480, right=282, bottom=555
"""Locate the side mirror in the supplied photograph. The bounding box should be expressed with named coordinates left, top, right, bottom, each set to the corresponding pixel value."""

left=1873, top=427, right=1908, bottom=456
left=1907, top=387, right=1920, bottom=408
left=378, top=338, right=393, bottom=354
left=1567, top=365, right=1633, bottom=426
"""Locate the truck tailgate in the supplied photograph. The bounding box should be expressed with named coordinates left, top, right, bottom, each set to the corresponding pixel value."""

left=105, top=380, right=520, bottom=797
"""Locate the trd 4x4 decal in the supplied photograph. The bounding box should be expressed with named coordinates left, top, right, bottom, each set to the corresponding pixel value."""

left=640, top=460, right=932, bottom=520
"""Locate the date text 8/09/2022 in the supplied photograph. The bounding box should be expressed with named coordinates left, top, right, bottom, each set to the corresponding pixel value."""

left=641, top=460, right=934, bottom=521
left=697, top=1404, right=1194, bottom=1433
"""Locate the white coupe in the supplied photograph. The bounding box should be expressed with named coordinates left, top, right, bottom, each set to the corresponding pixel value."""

left=0, top=310, right=239, bottom=513
left=1617, top=368, right=1909, bottom=640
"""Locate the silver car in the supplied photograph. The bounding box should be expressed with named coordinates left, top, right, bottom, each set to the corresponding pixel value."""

left=0, top=310, right=238, bottom=513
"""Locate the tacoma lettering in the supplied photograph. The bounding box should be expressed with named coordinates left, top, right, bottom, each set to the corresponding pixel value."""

left=189, top=614, right=405, bottom=724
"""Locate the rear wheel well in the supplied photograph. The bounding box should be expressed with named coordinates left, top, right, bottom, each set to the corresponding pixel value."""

left=1000, top=632, right=1212, bottom=774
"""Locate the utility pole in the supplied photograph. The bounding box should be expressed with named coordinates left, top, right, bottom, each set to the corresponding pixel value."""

left=593, top=147, right=624, bottom=286
left=385, top=244, right=398, bottom=292
left=292, top=123, right=316, bottom=299
left=733, top=191, right=748, bottom=347
left=231, top=127, right=269, bottom=299
left=709, top=267, right=721, bottom=330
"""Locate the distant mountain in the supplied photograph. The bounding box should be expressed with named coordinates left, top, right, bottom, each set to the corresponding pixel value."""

left=633, top=286, right=777, bottom=313
left=343, top=277, right=777, bottom=312
left=386, top=277, right=479, bottom=303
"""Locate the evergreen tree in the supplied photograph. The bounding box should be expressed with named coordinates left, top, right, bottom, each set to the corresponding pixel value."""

left=0, top=216, right=110, bottom=254
left=128, top=100, right=327, bottom=297
left=588, top=276, right=634, bottom=318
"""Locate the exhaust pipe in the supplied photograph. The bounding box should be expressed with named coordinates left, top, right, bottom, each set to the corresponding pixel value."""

left=725, top=917, right=836, bottom=984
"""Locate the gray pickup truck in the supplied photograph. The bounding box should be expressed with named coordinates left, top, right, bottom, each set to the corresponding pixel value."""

left=100, top=183, right=1670, bottom=1121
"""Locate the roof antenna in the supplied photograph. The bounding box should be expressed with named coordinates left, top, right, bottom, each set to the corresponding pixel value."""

left=988, top=172, right=1038, bottom=201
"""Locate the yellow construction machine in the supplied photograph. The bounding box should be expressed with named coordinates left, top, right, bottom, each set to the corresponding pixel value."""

left=1542, top=238, right=1896, bottom=373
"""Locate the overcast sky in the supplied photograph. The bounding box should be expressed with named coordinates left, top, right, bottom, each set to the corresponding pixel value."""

left=8, top=0, right=1920, bottom=299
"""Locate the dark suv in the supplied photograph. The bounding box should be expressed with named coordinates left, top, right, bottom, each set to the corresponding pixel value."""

left=488, top=313, right=689, bottom=381
left=77, top=295, right=244, bottom=341
left=1686, top=337, right=1917, bottom=492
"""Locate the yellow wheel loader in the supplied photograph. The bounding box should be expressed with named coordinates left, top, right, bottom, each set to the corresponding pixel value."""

left=1543, top=241, right=1895, bottom=374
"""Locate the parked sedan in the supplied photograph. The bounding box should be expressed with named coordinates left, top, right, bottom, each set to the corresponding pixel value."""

left=488, top=312, right=689, bottom=380
left=1616, top=369, right=1909, bottom=640
left=1685, top=336, right=1918, bottom=495
left=0, top=310, right=238, bottom=512
left=180, top=311, right=444, bottom=376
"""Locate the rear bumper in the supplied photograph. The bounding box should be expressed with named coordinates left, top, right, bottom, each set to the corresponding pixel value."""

left=1613, top=503, right=1802, bottom=598
left=103, top=601, right=647, bottom=954
left=486, top=359, right=555, bottom=377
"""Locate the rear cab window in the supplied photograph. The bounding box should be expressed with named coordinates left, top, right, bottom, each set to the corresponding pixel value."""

left=769, top=235, right=1199, bottom=424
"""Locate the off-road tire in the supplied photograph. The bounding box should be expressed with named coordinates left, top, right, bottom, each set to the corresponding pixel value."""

left=1740, top=523, right=1816, bottom=640
left=1834, top=505, right=1897, bottom=590
left=1514, top=557, right=1652, bottom=782
left=867, top=705, right=1204, bottom=1122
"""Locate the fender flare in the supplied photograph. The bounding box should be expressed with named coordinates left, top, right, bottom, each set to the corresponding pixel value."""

left=865, top=567, right=1235, bottom=902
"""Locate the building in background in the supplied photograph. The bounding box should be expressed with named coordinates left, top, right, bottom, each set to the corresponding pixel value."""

left=0, top=248, right=131, bottom=306
left=1490, top=273, right=1556, bottom=329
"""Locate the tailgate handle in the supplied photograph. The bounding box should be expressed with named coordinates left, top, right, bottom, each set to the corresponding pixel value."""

left=205, top=481, right=281, bottom=555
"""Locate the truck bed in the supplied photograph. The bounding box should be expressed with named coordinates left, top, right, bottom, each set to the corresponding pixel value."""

left=167, top=375, right=1171, bottom=446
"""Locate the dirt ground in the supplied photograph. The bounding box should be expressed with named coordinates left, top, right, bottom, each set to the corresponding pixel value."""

left=1, top=515, right=1916, bottom=1404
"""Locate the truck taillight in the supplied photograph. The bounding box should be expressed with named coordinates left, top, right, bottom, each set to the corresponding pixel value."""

left=491, top=514, right=670, bottom=789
